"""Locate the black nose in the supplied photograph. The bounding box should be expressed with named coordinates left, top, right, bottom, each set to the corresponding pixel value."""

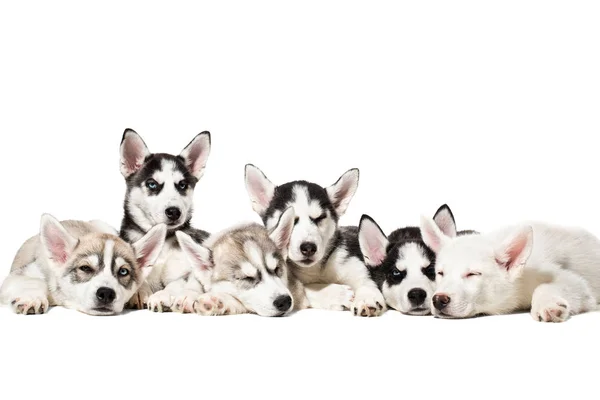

left=273, top=295, right=292, bottom=312
left=300, top=242, right=317, bottom=257
left=432, top=293, right=450, bottom=311
left=165, top=207, right=181, bottom=221
left=96, top=287, right=116, bottom=305
left=407, top=288, right=427, bottom=306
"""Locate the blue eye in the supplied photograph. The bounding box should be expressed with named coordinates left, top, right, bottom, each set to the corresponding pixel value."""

left=178, top=181, right=188, bottom=190
left=146, top=179, right=158, bottom=190
left=118, top=268, right=129, bottom=277
left=393, top=269, right=401, bottom=276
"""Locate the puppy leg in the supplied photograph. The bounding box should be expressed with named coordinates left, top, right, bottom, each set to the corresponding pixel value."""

left=126, top=281, right=153, bottom=310
left=351, top=284, right=387, bottom=317
left=172, top=278, right=205, bottom=314
left=531, top=269, right=596, bottom=323
left=304, top=283, right=354, bottom=311
left=0, top=274, right=49, bottom=315
left=148, top=278, right=189, bottom=313
left=194, top=292, right=247, bottom=316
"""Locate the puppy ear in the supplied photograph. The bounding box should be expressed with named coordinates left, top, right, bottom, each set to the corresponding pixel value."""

left=269, top=207, right=295, bottom=253
left=420, top=215, right=450, bottom=254
left=40, top=214, right=78, bottom=265
left=245, top=164, right=276, bottom=216
left=176, top=231, right=213, bottom=272
left=132, top=224, right=166, bottom=273
left=358, top=215, right=389, bottom=267
left=495, top=226, right=533, bottom=276
left=120, top=129, right=150, bottom=178
left=179, top=131, right=211, bottom=180
left=433, top=204, right=457, bottom=238
left=326, top=168, right=359, bottom=216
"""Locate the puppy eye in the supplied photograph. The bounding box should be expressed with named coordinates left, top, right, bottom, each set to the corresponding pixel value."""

left=242, top=276, right=257, bottom=284
left=177, top=181, right=188, bottom=190
left=79, top=265, right=93, bottom=273
left=294, top=217, right=299, bottom=226
left=437, top=271, right=444, bottom=277
left=274, top=266, right=283, bottom=276
left=146, top=179, right=158, bottom=191
left=310, top=213, right=327, bottom=224
left=392, top=269, right=401, bottom=276
left=466, top=272, right=481, bottom=278
left=118, top=268, right=129, bottom=277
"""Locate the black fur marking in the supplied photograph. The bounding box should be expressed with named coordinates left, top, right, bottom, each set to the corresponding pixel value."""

left=262, top=181, right=339, bottom=225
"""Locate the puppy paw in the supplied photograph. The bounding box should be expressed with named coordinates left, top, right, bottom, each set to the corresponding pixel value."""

left=531, top=298, right=570, bottom=323
left=321, top=285, right=355, bottom=311
left=11, top=296, right=49, bottom=315
left=193, top=293, right=243, bottom=316
left=126, top=284, right=152, bottom=310
left=172, top=292, right=202, bottom=314
left=351, top=289, right=386, bottom=317
left=147, top=290, right=173, bottom=313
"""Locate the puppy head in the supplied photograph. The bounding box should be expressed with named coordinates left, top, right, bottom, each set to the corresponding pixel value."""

left=245, top=164, right=359, bottom=267
left=421, top=216, right=532, bottom=318
left=120, top=129, right=211, bottom=234
left=41, top=215, right=166, bottom=315
left=177, top=208, right=296, bottom=317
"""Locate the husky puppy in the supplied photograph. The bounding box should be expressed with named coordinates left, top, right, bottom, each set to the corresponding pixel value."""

left=358, top=204, right=476, bottom=315
left=244, top=165, right=379, bottom=317
left=0, top=214, right=166, bottom=315
left=118, top=129, right=211, bottom=309
left=420, top=216, right=600, bottom=322
left=175, top=208, right=308, bottom=317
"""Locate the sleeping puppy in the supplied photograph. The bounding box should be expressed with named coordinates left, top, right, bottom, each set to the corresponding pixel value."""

left=0, top=214, right=165, bottom=315
left=358, top=204, right=476, bottom=315
left=175, top=208, right=309, bottom=317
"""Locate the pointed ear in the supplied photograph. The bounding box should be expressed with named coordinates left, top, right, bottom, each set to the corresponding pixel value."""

left=176, top=231, right=213, bottom=272
left=433, top=204, right=457, bottom=238
left=326, top=168, right=359, bottom=216
left=358, top=215, right=389, bottom=267
left=495, top=226, right=533, bottom=276
left=269, top=207, right=295, bottom=253
left=179, top=131, right=211, bottom=180
left=420, top=215, right=450, bottom=254
left=120, top=129, right=150, bottom=178
left=245, top=164, right=276, bottom=216
left=132, top=224, right=166, bottom=271
left=40, top=214, right=78, bottom=265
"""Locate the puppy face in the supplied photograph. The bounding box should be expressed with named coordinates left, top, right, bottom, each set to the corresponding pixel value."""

left=41, top=215, right=166, bottom=315
left=178, top=208, right=297, bottom=317
left=421, top=216, right=532, bottom=318
left=120, top=129, right=210, bottom=233
left=358, top=205, right=467, bottom=315
left=244, top=165, right=359, bottom=267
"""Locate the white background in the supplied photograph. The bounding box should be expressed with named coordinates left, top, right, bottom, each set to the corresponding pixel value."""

left=1, top=1, right=599, bottom=399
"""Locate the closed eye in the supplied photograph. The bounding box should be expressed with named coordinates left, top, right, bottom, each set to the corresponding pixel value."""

left=310, top=213, right=327, bottom=224
left=437, top=271, right=444, bottom=277
left=465, top=272, right=481, bottom=278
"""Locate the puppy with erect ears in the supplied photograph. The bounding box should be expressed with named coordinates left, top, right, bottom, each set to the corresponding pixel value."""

left=0, top=214, right=166, bottom=315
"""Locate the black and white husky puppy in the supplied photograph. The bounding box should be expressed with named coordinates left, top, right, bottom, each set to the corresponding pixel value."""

left=119, top=128, right=211, bottom=309
left=358, top=204, right=476, bottom=315
left=244, top=165, right=382, bottom=317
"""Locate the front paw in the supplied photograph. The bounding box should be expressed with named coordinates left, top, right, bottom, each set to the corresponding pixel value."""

left=351, top=290, right=386, bottom=317
left=172, top=292, right=202, bottom=314
left=127, top=284, right=152, bottom=310
left=11, top=296, right=49, bottom=315
left=193, top=293, right=241, bottom=316
left=320, top=285, right=355, bottom=311
left=147, top=290, right=173, bottom=313
left=531, top=297, right=570, bottom=323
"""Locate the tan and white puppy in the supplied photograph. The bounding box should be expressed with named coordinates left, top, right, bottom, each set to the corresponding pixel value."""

left=175, top=208, right=309, bottom=317
left=421, top=216, right=600, bottom=322
left=0, top=214, right=166, bottom=315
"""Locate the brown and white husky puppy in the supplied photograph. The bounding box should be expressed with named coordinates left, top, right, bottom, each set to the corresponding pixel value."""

left=175, top=208, right=309, bottom=317
left=0, top=214, right=166, bottom=315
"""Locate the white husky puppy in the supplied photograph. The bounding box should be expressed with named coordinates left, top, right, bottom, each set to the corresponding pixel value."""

left=420, top=216, right=600, bottom=322
left=0, top=215, right=166, bottom=315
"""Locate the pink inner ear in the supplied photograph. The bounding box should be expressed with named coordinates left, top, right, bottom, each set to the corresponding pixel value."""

left=184, top=140, right=208, bottom=175
left=248, top=175, right=271, bottom=208
left=123, top=137, right=146, bottom=174
left=366, top=242, right=386, bottom=265
left=137, top=234, right=161, bottom=268
left=502, top=234, right=529, bottom=270
left=45, top=225, right=69, bottom=264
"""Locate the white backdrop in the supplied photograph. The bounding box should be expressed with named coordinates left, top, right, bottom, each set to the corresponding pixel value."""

left=1, top=1, right=599, bottom=399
